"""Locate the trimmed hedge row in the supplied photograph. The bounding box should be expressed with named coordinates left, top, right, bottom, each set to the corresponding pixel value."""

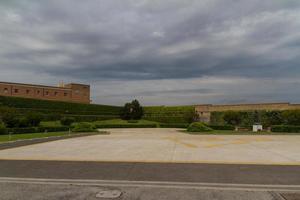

left=0, top=96, right=121, bottom=115
left=95, top=124, right=158, bottom=129
left=208, top=125, right=235, bottom=130
left=159, top=123, right=189, bottom=128
left=143, top=106, right=195, bottom=123
left=271, top=125, right=300, bottom=133
left=2, top=126, right=69, bottom=135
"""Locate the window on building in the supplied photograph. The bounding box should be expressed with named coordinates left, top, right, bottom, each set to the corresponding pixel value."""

left=54, top=91, right=58, bottom=96
left=14, top=89, right=19, bottom=93
left=4, top=88, right=8, bottom=93
left=64, top=92, right=68, bottom=96
left=37, top=90, right=40, bottom=95
left=26, top=89, right=30, bottom=94
left=45, top=91, right=49, bottom=96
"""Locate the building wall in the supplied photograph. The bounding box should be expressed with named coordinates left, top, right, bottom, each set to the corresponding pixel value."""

left=0, top=82, right=90, bottom=104
left=195, top=103, right=300, bottom=123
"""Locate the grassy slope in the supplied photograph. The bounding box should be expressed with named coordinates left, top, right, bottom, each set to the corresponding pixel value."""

left=0, top=95, right=121, bottom=115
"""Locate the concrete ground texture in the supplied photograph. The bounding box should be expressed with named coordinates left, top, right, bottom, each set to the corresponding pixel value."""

left=0, top=128, right=299, bottom=165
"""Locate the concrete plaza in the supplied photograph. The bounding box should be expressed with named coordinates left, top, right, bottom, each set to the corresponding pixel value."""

left=0, top=128, right=299, bottom=165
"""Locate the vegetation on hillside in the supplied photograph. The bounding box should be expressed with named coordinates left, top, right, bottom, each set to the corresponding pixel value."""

left=143, top=105, right=195, bottom=123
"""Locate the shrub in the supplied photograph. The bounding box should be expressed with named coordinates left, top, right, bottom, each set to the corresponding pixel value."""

left=17, top=117, right=30, bottom=128
left=271, top=125, right=300, bottom=133
left=0, top=121, right=6, bottom=135
left=38, top=126, right=69, bottom=132
left=187, top=122, right=213, bottom=132
left=6, top=127, right=38, bottom=134
left=26, top=112, right=43, bottom=127
left=208, top=124, right=235, bottom=130
left=60, top=117, right=75, bottom=126
left=72, top=122, right=96, bottom=132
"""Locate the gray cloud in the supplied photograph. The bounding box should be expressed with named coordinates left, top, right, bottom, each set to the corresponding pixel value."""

left=0, top=0, right=300, bottom=105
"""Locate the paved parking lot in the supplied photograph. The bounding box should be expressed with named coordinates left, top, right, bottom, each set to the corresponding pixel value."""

left=0, top=128, right=299, bottom=165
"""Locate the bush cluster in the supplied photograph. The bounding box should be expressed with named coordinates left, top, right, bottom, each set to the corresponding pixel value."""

left=271, top=125, right=300, bottom=133
left=0, top=107, right=42, bottom=128
left=187, top=122, right=213, bottom=132
left=211, top=110, right=300, bottom=127
left=0, top=121, right=6, bottom=134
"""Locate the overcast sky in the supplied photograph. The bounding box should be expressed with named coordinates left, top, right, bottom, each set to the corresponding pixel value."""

left=1, top=0, right=300, bottom=105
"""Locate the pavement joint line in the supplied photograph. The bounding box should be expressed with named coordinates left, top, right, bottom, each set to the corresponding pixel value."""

left=1, top=177, right=300, bottom=192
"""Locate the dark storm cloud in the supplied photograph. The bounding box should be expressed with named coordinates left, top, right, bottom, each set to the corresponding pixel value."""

left=1, top=0, right=300, bottom=104
left=1, top=0, right=300, bottom=80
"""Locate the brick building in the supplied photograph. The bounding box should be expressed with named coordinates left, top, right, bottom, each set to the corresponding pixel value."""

left=195, top=103, right=300, bottom=123
left=0, top=81, right=90, bottom=104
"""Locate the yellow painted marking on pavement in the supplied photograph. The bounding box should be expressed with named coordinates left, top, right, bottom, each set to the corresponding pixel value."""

left=163, top=137, right=198, bottom=148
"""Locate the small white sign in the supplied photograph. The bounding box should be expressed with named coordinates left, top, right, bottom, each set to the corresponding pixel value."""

left=253, top=124, right=263, bottom=132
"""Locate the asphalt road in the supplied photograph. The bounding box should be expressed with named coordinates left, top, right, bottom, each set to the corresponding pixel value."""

left=1, top=160, right=300, bottom=185
left=1, top=160, right=300, bottom=199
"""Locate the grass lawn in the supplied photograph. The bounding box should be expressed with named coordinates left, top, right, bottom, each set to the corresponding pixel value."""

left=0, top=131, right=102, bottom=143
left=0, top=131, right=68, bottom=143
left=40, top=121, right=63, bottom=127
left=184, top=130, right=300, bottom=135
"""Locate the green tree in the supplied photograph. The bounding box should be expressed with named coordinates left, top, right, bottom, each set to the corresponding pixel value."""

left=223, top=111, right=242, bottom=126
left=26, top=112, right=43, bottom=127
left=0, top=107, right=19, bottom=128
left=282, top=110, right=300, bottom=125
left=0, top=120, right=6, bottom=134
left=120, top=100, right=144, bottom=120
left=261, top=111, right=283, bottom=127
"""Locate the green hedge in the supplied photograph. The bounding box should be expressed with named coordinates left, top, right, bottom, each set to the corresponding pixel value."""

left=95, top=124, right=158, bottom=128
left=187, top=122, right=213, bottom=132
left=271, top=125, right=300, bottom=133
left=159, top=123, right=189, bottom=128
left=0, top=96, right=121, bottom=116
left=210, top=110, right=300, bottom=127
left=208, top=125, right=235, bottom=130
left=143, top=106, right=195, bottom=123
